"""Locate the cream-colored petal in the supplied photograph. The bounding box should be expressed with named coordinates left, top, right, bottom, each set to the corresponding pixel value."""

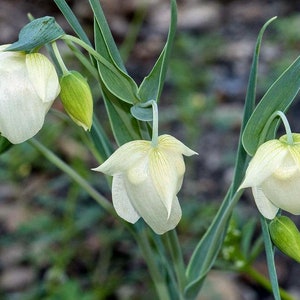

left=0, top=50, right=25, bottom=72
left=252, top=186, right=279, bottom=219
left=93, top=140, right=151, bottom=175
left=26, top=53, right=60, bottom=103
left=0, top=59, right=52, bottom=144
left=0, top=44, right=10, bottom=52
left=141, top=135, right=196, bottom=217
left=148, top=148, right=184, bottom=217
left=262, top=167, right=300, bottom=215
left=240, top=140, right=288, bottom=188
left=288, top=144, right=300, bottom=171
left=112, top=174, right=140, bottom=223
left=124, top=173, right=182, bottom=234
left=158, top=134, right=198, bottom=156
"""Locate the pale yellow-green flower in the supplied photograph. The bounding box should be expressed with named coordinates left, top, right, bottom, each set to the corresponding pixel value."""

left=93, top=134, right=197, bottom=234
left=240, top=134, right=300, bottom=219
left=0, top=45, right=60, bottom=144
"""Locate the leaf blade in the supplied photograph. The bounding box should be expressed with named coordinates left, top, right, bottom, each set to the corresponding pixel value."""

left=138, top=0, right=177, bottom=102
left=242, top=54, right=300, bottom=156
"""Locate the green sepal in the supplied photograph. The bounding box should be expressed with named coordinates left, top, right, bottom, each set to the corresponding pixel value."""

left=6, top=16, right=65, bottom=52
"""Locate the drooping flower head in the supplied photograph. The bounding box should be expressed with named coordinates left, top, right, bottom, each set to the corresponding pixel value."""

left=240, top=133, right=300, bottom=219
left=93, top=134, right=197, bottom=234
left=0, top=45, right=60, bottom=144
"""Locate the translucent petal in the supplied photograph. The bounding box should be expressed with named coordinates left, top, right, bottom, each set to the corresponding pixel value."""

left=112, top=174, right=140, bottom=223
left=262, top=167, right=300, bottom=215
left=240, top=140, right=288, bottom=188
left=252, top=186, right=279, bottom=219
left=93, top=140, right=151, bottom=175
left=0, top=50, right=25, bottom=72
left=148, top=148, right=184, bottom=217
left=124, top=173, right=182, bottom=234
left=26, top=53, right=60, bottom=103
left=0, top=59, right=51, bottom=144
left=158, top=134, right=198, bottom=156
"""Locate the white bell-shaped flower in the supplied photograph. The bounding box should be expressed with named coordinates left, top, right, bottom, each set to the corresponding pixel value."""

left=240, top=134, right=300, bottom=219
left=0, top=45, right=60, bottom=144
left=93, top=134, right=197, bottom=234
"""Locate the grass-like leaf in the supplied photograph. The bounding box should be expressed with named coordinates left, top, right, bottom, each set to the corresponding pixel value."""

left=138, top=0, right=177, bottom=103
left=242, top=54, right=300, bottom=156
left=184, top=17, right=276, bottom=298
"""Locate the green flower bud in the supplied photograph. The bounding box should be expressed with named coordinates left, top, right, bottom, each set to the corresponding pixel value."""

left=59, top=71, right=93, bottom=131
left=269, top=216, right=300, bottom=263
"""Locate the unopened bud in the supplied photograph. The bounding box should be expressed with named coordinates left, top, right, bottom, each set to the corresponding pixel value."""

left=59, top=71, right=93, bottom=131
left=269, top=216, right=300, bottom=263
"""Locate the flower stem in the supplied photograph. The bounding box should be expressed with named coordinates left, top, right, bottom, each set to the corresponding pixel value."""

left=259, top=110, right=293, bottom=145
left=28, top=138, right=115, bottom=216
left=164, top=229, right=186, bottom=299
left=151, top=100, right=159, bottom=147
left=29, top=138, right=171, bottom=299
left=132, top=227, right=171, bottom=300
left=51, top=42, right=69, bottom=75
left=276, top=111, right=293, bottom=145
left=241, top=265, right=295, bottom=300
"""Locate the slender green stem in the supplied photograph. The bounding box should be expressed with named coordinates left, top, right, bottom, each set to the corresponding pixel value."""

left=132, top=227, right=171, bottom=300
left=259, top=110, right=293, bottom=145
left=28, top=138, right=115, bottom=216
left=51, top=42, right=69, bottom=75
left=165, top=229, right=186, bottom=299
left=137, top=100, right=158, bottom=146
left=151, top=100, right=159, bottom=147
left=64, top=40, right=99, bottom=79
left=260, top=216, right=281, bottom=300
left=29, top=138, right=171, bottom=299
left=62, top=35, right=127, bottom=75
left=241, top=265, right=295, bottom=300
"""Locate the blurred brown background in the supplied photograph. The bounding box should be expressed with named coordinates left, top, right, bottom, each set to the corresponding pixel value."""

left=1, top=1, right=300, bottom=300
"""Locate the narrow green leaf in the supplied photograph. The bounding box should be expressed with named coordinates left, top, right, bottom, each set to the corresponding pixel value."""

left=6, top=17, right=64, bottom=52
left=184, top=18, right=276, bottom=298
left=243, top=54, right=300, bottom=156
left=89, top=0, right=126, bottom=72
left=232, top=16, right=277, bottom=191
left=0, top=136, right=12, bottom=155
left=138, top=0, right=177, bottom=102
left=54, top=0, right=92, bottom=46
left=53, top=0, right=96, bottom=73
left=103, top=86, right=141, bottom=145
left=184, top=189, right=242, bottom=298
left=93, top=20, right=140, bottom=104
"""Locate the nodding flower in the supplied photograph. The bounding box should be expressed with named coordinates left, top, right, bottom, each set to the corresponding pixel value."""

left=93, top=134, right=197, bottom=234
left=0, top=45, right=60, bottom=144
left=240, top=134, right=300, bottom=219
